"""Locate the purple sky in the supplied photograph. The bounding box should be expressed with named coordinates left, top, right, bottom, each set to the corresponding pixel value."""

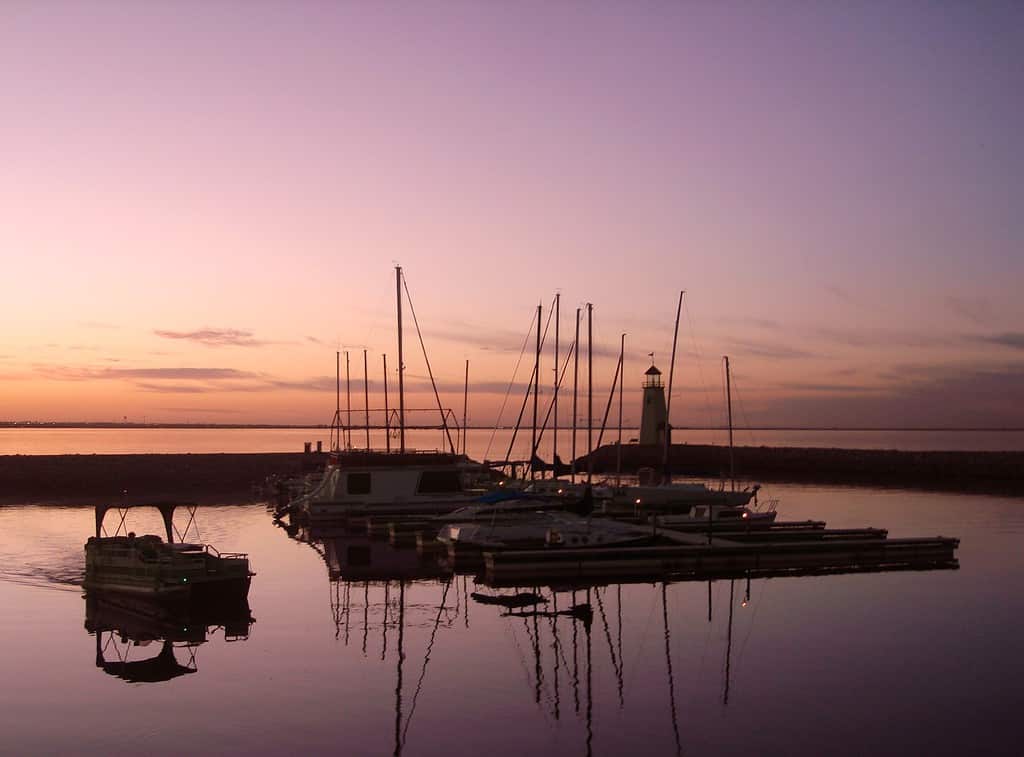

left=2, top=2, right=1023, bottom=427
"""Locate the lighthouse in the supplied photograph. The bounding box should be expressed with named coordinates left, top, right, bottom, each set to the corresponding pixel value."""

left=639, top=364, right=668, bottom=446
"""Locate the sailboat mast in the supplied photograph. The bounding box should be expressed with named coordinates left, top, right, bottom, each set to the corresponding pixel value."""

left=335, top=350, right=341, bottom=451
left=383, top=354, right=390, bottom=453
left=396, top=266, right=406, bottom=453
left=462, top=359, right=469, bottom=457
left=664, top=290, right=684, bottom=476
left=345, top=350, right=352, bottom=449
left=531, top=303, right=541, bottom=480
left=616, top=333, right=624, bottom=486
left=394, top=580, right=406, bottom=755
left=725, top=355, right=734, bottom=491
left=363, top=349, right=370, bottom=450
left=586, top=302, right=593, bottom=485
left=571, top=307, right=580, bottom=484
left=553, top=293, right=560, bottom=474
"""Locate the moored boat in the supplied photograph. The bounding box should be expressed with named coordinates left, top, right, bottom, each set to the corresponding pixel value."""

left=83, top=502, right=253, bottom=600
left=292, top=450, right=493, bottom=521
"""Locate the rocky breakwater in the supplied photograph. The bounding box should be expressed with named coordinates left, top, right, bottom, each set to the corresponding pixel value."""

left=582, top=444, right=1024, bottom=496
left=0, top=452, right=328, bottom=504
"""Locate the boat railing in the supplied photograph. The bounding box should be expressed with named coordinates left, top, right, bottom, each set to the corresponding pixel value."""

left=203, top=544, right=249, bottom=560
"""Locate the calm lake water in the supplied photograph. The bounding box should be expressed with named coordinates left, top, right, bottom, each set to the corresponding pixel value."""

left=3, top=427, right=1024, bottom=456
left=0, top=482, right=1021, bottom=755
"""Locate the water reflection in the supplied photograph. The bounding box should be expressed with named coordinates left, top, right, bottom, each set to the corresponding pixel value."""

left=84, top=592, right=254, bottom=684
left=276, top=518, right=959, bottom=756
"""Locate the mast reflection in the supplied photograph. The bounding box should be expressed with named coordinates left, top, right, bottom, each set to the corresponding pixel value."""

left=276, top=515, right=958, bottom=755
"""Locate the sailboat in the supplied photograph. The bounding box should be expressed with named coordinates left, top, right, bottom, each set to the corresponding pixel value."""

left=291, top=267, right=495, bottom=522
left=594, top=296, right=763, bottom=514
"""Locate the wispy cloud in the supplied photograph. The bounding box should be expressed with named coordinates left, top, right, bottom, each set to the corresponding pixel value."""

left=717, top=316, right=783, bottom=330
left=153, top=328, right=267, bottom=348
left=720, top=338, right=816, bottom=360
left=974, top=332, right=1024, bottom=351
left=134, top=382, right=211, bottom=393
left=771, top=381, right=889, bottom=393
left=159, top=406, right=245, bottom=414
left=424, top=322, right=534, bottom=353
left=812, top=327, right=950, bottom=349
left=758, top=362, right=1024, bottom=427
left=37, top=366, right=262, bottom=381
left=944, top=296, right=995, bottom=326
left=824, top=284, right=856, bottom=305
left=267, top=376, right=339, bottom=392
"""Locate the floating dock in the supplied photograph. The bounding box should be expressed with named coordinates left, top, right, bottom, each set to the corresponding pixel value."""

left=482, top=535, right=959, bottom=585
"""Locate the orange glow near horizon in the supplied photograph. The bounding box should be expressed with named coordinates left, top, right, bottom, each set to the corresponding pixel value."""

left=2, top=4, right=1023, bottom=428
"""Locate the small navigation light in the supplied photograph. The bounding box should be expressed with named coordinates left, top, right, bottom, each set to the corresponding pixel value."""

left=635, top=498, right=642, bottom=505
left=557, top=489, right=564, bottom=495
left=741, top=600, right=748, bottom=608
left=742, top=511, right=749, bottom=519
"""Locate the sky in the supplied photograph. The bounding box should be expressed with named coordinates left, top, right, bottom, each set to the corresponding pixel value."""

left=2, top=1, right=1023, bottom=428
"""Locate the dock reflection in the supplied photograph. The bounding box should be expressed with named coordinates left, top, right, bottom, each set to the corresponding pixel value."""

left=84, top=592, right=253, bottom=684
left=278, top=518, right=959, bottom=756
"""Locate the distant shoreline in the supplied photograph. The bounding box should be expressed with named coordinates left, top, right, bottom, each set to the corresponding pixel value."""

left=2, top=423, right=1023, bottom=432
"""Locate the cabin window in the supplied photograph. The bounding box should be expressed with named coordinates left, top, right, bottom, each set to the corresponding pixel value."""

left=347, top=472, right=371, bottom=495
left=417, top=470, right=462, bottom=494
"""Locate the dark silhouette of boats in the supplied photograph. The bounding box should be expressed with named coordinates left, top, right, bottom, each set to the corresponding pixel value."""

left=84, top=502, right=252, bottom=600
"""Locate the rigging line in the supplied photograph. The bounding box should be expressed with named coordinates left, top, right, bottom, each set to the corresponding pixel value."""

left=401, top=274, right=456, bottom=455
left=721, top=359, right=730, bottom=460
left=363, top=581, right=370, bottom=656
left=501, top=311, right=544, bottom=465
left=504, top=613, right=546, bottom=716
left=594, top=348, right=623, bottom=450
left=683, top=294, right=716, bottom=430
left=572, top=591, right=580, bottom=715
left=550, top=595, right=561, bottom=721
left=504, top=361, right=539, bottom=466
left=518, top=612, right=556, bottom=714
left=616, top=585, right=623, bottom=688
left=513, top=610, right=557, bottom=712
left=689, top=583, right=717, bottom=710
left=728, top=371, right=758, bottom=448
left=401, top=579, right=453, bottom=747
left=524, top=297, right=557, bottom=456
left=735, top=580, right=767, bottom=671
left=485, top=307, right=537, bottom=461
left=532, top=335, right=578, bottom=456
left=624, top=583, right=662, bottom=690
left=595, top=587, right=624, bottom=708
left=526, top=302, right=557, bottom=474
left=661, top=582, right=683, bottom=757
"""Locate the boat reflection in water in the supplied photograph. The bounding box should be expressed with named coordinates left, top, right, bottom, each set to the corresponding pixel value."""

left=84, top=592, right=254, bottom=684
left=81, top=501, right=256, bottom=685
left=279, top=519, right=958, bottom=756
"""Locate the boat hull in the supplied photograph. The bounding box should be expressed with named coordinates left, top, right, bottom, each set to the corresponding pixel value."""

left=84, top=535, right=252, bottom=601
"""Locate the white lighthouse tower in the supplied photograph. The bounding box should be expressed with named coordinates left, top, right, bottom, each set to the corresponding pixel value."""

left=639, top=364, right=668, bottom=446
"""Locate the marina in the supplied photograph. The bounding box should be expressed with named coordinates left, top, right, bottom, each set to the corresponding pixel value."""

left=0, top=483, right=1015, bottom=756
left=4, top=3, right=1023, bottom=753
